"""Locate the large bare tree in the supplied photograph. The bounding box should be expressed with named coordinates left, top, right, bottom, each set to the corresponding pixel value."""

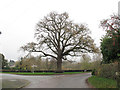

left=21, top=12, right=99, bottom=72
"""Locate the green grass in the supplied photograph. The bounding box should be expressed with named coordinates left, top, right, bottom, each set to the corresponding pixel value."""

left=2, top=71, right=88, bottom=75
left=88, top=76, right=117, bottom=88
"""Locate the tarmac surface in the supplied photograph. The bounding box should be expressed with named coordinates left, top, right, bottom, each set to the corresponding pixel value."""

left=2, top=73, right=91, bottom=88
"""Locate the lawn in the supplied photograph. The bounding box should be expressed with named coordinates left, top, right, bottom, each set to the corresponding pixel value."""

left=88, top=76, right=117, bottom=88
left=2, top=71, right=89, bottom=75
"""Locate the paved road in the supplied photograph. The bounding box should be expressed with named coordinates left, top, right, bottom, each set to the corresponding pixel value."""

left=2, top=73, right=91, bottom=88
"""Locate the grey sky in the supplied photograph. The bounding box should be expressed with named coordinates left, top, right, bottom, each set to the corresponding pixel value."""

left=0, top=0, right=119, bottom=60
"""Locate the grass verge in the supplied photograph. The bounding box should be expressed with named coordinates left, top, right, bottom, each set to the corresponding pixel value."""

left=2, top=72, right=89, bottom=75
left=88, top=76, right=117, bottom=88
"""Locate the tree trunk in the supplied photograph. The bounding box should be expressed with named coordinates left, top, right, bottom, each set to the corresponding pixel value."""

left=56, top=57, right=63, bottom=73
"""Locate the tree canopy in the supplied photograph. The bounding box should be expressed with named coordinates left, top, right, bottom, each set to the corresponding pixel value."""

left=100, top=14, right=120, bottom=63
left=100, top=36, right=119, bottom=63
left=0, top=53, right=8, bottom=69
left=21, top=12, right=99, bottom=71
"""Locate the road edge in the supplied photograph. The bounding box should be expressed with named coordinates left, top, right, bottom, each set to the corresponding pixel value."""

left=18, top=80, right=30, bottom=89
left=86, top=77, right=95, bottom=89
left=2, top=79, right=30, bottom=89
left=1, top=72, right=90, bottom=76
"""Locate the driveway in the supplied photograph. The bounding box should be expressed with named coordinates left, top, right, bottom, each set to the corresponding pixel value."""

left=2, top=73, right=91, bottom=88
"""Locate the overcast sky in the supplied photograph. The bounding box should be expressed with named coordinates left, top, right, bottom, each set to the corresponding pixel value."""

left=0, top=0, right=119, bottom=61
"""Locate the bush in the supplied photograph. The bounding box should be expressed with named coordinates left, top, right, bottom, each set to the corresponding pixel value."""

left=3, top=66, right=10, bottom=70
left=92, top=69, right=96, bottom=75
left=95, top=63, right=117, bottom=80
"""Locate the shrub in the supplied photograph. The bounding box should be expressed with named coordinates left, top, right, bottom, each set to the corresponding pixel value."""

left=92, top=69, right=96, bottom=75
left=95, top=63, right=117, bottom=80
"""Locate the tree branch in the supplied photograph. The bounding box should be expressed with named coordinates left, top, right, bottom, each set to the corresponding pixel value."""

left=31, top=50, right=57, bottom=59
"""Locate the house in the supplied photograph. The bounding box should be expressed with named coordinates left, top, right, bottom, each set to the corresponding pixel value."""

left=9, top=60, right=15, bottom=68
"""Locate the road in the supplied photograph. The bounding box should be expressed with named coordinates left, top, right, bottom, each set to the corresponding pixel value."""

left=2, top=73, right=91, bottom=88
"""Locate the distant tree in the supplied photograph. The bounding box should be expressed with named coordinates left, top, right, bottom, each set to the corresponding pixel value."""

left=44, top=58, right=56, bottom=70
left=0, top=53, right=9, bottom=69
left=19, top=59, right=24, bottom=70
left=21, top=12, right=99, bottom=72
left=49, top=58, right=57, bottom=70
left=92, top=53, right=102, bottom=61
left=90, top=53, right=102, bottom=70
left=80, top=54, right=91, bottom=70
left=21, top=56, right=37, bottom=71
